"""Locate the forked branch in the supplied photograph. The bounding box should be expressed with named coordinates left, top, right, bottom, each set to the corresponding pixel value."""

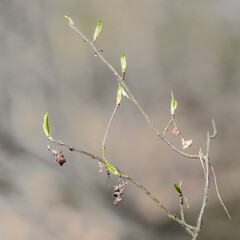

left=42, top=17, right=230, bottom=240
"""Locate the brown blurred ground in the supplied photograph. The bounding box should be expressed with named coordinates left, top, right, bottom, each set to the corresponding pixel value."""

left=0, top=0, right=240, bottom=239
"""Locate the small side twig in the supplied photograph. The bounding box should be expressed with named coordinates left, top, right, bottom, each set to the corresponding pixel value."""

left=211, top=165, right=231, bottom=220
left=48, top=137, right=195, bottom=234
left=199, top=148, right=206, bottom=176
left=179, top=182, right=185, bottom=222
left=164, top=117, right=174, bottom=135
left=102, top=105, right=119, bottom=161
left=192, top=121, right=216, bottom=239
left=198, top=120, right=231, bottom=221
left=123, top=175, right=196, bottom=233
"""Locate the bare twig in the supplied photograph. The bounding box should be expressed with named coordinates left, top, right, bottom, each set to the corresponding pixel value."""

left=50, top=138, right=106, bottom=164
left=119, top=175, right=196, bottom=233
left=102, top=105, right=119, bottom=161
left=179, top=182, right=185, bottom=222
left=207, top=121, right=230, bottom=219
left=192, top=143, right=210, bottom=239
left=48, top=137, right=195, bottom=234
left=192, top=120, right=217, bottom=239
left=164, top=117, right=174, bottom=135
left=199, top=148, right=206, bottom=176
left=199, top=121, right=230, bottom=220
left=180, top=197, right=185, bottom=222
left=211, top=165, right=231, bottom=220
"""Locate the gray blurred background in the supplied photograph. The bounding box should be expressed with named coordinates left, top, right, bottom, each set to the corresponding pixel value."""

left=0, top=0, right=240, bottom=239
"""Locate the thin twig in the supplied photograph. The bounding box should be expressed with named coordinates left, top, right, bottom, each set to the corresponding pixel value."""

left=67, top=22, right=200, bottom=161
left=192, top=122, right=215, bottom=239
left=180, top=197, right=185, bottom=222
left=49, top=137, right=195, bottom=234
left=211, top=165, right=231, bottom=220
left=177, top=184, right=195, bottom=236
left=68, top=23, right=121, bottom=80
left=102, top=105, right=119, bottom=161
left=200, top=120, right=230, bottom=220
left=50, top=138, right=106, bottom=164
left=192, top=149, right=210, bottom=239
left=208, top=120, right=230, bottom=219
left=63, top=20, right=230, bottom=238
left=164, top=117, right=174, bottom=135
left=199, top=148, right=206, bottom=176
left=210, top=119, right=217, bottom=140
left=121, top=175, right=195, bottom=232
left=179, top=183, right=185, bottom=222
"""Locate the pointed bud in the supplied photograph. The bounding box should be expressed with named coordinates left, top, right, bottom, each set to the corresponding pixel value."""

left=121, top=53, right=127, bottom=77
left=116, top=83, right=122, bottom=106
left=93, top=19, right=102, bottom=42
left=64, top=15, right=75, bottom=26
left=43, top=112, right=52, bottom=140
left=171, top=90, right=177, bottom=117
left=106, top=160, right=120, bottom=176
left=174, top=183, right=182, bottom=194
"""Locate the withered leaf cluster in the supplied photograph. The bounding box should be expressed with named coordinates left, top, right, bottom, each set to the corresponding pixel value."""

left=113, top=180, right=127, bottom=205
left=172, top=122, right=181, bottom=136
left=98, top=161, right=110, bottom=176
left=170, top=121, right=193, bottom=150
left=181, top=138, right=193, bottom=149
left=48, top=145, right=66, bottom=166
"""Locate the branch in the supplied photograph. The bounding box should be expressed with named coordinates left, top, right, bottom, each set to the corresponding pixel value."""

left=164, top=117, right=174, bottom=135
left=49, top=137, right=195, bottom=234
left=50, top=138, right=105, bottom=164
left=66, top=21, right=200, bottom=161
left=192, top=121, right=216, bottom=239
left=53, top=18, right=230, bottom=239
left=207, top=120, right=231, bottom=220
left=102, top=105, right=119, bottom=161
left=211, top=163, right=231, bottom=220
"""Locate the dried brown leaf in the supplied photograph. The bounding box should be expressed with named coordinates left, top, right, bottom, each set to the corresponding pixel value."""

left=56, top=151, right=66, bottom=166
left=172, top=122, right=181, bottom=136
left=47, top=145, right=66, bottom=166
left=113, top=180, right=127, bottom=205
left=182, top=138, right=193, bottom=149
left=98, top=162, right=110, bottom=176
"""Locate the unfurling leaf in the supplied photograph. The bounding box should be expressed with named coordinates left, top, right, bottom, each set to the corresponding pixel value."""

left=171, top=90, right=177, bottom=117
left=93, top=19, right=102, bottom=42
left=116, top=83, right=122, bottom=105
left=121, top=85, right=128, bottom=98
left=64, top=15, right=75, bottom=26
left=182, top=138, right=193, bottom=149
left=121, top=53, right=127, bottom=76
left=174, top=183, right=182, bottom=194
left=43, top=112, right=51, bottom=139
left=116, top=83, right=129, bottom=106
left=106, top=160, right=120, bottom=176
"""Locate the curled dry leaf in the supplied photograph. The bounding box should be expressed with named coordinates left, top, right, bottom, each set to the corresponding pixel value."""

left=172, top=122, right=181, bottom=136
left=181, top=138, right=193, bottom=149
left=113, top=180, right=127, bottom=205
left=48, top=145, right=66, bottom=166
left=56, top=151, right=66, bottom=166
left=98, top=161, right=110, bottom=176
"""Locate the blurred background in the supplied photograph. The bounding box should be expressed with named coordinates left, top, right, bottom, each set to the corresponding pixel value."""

left=0, top=0, right=240, bottom=239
